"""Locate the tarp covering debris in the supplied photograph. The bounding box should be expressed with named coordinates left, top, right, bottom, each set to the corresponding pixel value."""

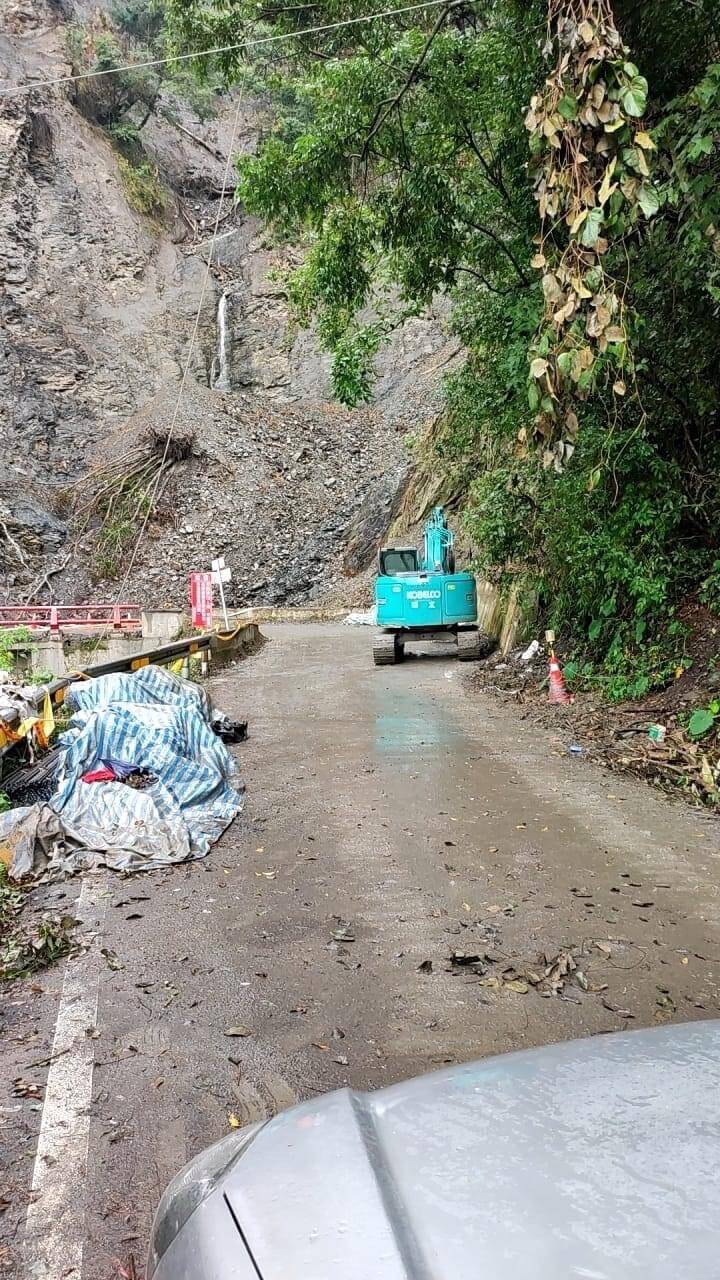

left=1, top=666, right=244, bottom=878
left=344, top=606, right=377, bottom=626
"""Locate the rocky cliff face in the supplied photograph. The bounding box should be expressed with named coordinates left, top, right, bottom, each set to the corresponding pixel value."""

left=0, top=0, right=459, bottom=609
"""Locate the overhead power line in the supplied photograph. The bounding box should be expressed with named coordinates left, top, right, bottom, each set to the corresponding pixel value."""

left=0, top=0, right=463, bottom=99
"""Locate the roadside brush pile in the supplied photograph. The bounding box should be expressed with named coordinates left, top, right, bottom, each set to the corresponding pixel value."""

left=471, top=603, right=720, bottom=813
left=71, top=423, right=198, bottom=579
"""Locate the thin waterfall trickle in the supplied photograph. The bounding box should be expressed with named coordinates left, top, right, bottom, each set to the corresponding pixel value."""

left=211, top=291, right=231, bottom=390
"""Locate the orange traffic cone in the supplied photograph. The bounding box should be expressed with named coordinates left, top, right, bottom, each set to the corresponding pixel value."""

left=548, top=651, right=571, bottom=705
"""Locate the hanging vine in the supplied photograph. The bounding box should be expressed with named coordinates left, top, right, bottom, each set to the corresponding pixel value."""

left=524, top=0, right=660, bottom=470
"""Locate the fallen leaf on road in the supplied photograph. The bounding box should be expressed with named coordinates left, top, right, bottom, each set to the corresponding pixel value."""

left=255, top=870, right=277, bottom=879
left=505, top=978, right=529, bottom=994
left=601, top=997, right=634, bottom=1018
left=224, top=1025, right=252, bottom=1038
left=331, top=921, right=355, bottom=942
left=540, top=949, right=577, bottom=994
left=228, top=1112, right=241, bottom=1129
left=13, top=1077, right=43, bottom=1099
left=312, top=1042, right=329, bottom=1051
left=333, top=1054, right=349, bottom=1066
left=111, top=1257, right=138, bottom=1280
left=632, top=900, right=654, bottom=909
left=450, top=951, right=483, bottom=968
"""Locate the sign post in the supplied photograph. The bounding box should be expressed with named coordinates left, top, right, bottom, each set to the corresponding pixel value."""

left=211, top=556, right=232, bottom=631
left=189, top=572, right=213, bottom=631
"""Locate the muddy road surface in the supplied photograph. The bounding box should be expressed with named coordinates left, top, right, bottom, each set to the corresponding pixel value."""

left=3, top=622, right=719, bottom=1278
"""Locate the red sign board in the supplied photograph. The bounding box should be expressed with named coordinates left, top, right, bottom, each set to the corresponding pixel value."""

left=189, top=572, right=213, bottom=630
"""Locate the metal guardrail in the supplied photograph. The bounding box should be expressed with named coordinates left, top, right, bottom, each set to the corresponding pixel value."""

left=0, top=623, right=259, bottom=759
left=0, top=604, right=142, bottom=632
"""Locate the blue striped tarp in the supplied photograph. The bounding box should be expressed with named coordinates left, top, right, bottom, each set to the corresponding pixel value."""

left=48, top=666, right=244, bottom=869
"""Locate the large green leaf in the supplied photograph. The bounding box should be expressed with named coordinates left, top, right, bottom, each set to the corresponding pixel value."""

left=688, top=708, right=715, bottom=738
left=580, top=207, right=603, bottom=246
left=557, top=94, right=578, bottom=121
left=637, top=183, right=659, bottom=218
left=622, top=74, right=648, bottom=118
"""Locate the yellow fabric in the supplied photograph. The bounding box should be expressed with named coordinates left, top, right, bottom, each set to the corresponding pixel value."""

left=42, top=692, right=55, bottom=740
left=16, top=715, right=39, bottom=739
left=0, top=694, right=54, bottom=750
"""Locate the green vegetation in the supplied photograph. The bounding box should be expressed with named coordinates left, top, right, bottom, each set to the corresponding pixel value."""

left=0, top=864, right=76, bottom=982
left=688, top=702, right=719, bottom=739
left=0, top=626, right=33, bottom=672
left=0, top=628, right=53, bottom=685
left=65, top=25, right=161, bottom=128
left=66, top=0, right=223, bottom=129
left=118, top=155, right=167, bottom=217
left=165, top=0, right=720, bottom=695
left=94, top=487, right=152, bottom=581
left=65, top=0, right=223, bottom=222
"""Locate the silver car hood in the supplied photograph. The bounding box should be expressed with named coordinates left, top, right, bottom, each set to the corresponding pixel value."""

left=225, top=1022, right=720, bottom=1280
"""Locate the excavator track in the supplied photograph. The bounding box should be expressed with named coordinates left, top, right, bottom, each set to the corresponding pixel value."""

left=373, top=633, right=399, bottom=665
left=457, top=629, right=490, bottom=661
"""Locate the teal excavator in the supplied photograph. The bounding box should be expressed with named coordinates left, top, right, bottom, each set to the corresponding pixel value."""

left=373, top=507, right=487, bottom=665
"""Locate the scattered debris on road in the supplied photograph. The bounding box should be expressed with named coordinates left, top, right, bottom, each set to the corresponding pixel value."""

left=0, top=865, right=77, bottom=980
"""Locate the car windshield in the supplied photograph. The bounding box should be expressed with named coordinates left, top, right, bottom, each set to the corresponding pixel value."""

left=380, top=549, right=419, bottom=575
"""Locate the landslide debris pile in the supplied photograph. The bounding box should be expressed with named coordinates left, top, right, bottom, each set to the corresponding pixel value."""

left=79, top=382, right=412, bottom=608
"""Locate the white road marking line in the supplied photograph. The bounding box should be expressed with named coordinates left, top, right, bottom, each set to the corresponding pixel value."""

left=24, top=876, right=107, bottom=1280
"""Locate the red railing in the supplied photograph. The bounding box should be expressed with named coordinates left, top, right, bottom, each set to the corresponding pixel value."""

left=0, top=604, right=142, bottom=633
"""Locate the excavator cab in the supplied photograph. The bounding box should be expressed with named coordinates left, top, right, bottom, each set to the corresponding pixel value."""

left=378, top=548, right=419, bottom=575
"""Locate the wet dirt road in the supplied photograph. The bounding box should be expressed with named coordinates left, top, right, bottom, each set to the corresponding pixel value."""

left=4, top=623, right=720, bottom=1278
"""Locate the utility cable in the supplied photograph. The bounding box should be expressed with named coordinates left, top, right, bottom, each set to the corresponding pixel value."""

left=0, top=0, right=463, bottom=98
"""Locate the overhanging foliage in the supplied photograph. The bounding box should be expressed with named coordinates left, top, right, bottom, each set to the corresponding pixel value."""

left=166, top=0, right=720, bottom=692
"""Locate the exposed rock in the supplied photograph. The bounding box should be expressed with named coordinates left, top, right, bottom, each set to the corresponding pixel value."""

left=1, top=0, right=459, bottom=609
left=343, top=466, right=414, bottom=574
